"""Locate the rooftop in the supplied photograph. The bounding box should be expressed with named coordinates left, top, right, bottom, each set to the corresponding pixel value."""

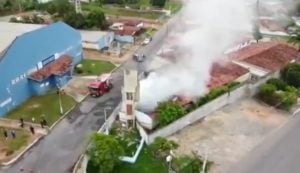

left=208, top=62, right=249, bottom=89
left=80, top=30, right=110, bottom=43
left=260, top=19, right=286, bottom=32
left=29, top=55, right=72, bottom=82
left=230, top=42, right=299, bottom=71
left=0, top=22, right=45, bottom=54
left=112, top=25, right=140, bottom=36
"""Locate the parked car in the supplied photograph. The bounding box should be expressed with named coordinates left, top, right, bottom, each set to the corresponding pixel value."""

left=142, top=37, right=152, bottom=45
left=133, top=53, right=146, bottom=62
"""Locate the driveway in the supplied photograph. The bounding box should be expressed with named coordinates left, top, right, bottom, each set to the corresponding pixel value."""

left=168, top=98, right=289, bottom=173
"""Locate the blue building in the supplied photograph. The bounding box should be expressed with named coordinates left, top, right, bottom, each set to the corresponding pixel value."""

left=0, top=21, right=83, bottom=117
left=81, top=30, right=114, bottom=50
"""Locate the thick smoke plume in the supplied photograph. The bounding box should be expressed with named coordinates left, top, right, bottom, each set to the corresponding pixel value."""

left=138, top=0, right=254, bottom=112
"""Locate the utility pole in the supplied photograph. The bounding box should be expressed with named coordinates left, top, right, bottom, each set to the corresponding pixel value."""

left=75, top=0, right=82, bottom=14
left=18, top=0, right=22, bottom=12
left=104, top=107, right=111, bottom=135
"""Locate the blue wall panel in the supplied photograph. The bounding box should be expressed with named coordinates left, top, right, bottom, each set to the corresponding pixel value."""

left=0, top=22, right=82, bottom=117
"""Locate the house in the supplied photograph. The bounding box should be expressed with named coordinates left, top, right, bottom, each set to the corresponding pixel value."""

left=0, top=22, right=83, bottom=117
left=207, top=62, right=250, bottom=89
left=80, top=30, right=114, bottom=51
left=119, top=70, right=140, bottom=127
left=231, top=42, right=299, bottom=78
left=110, top=22, right=143, bottom=43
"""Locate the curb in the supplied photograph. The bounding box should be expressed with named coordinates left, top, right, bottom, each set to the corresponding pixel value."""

left=1, top=135, right=45, bottom=166
left=49, top=105, right=76, bottom=130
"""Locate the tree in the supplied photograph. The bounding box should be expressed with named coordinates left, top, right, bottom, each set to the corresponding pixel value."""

left=258, top=83, right=276, bottom=97
left=281, top=63, right=300, bottom=87
left=86, top=133, right=124, bottom=173
left=149, top=137, right=178, bottom=160
left=253, top=23, right=263, bottom=43
left=55, top=0, right=75, bottom=17
left=288, top=26, right=300, bottom=50
left=266, top=78, right=288, bottom=91
left=156, top=101, right=186, bottom=126
left=85, top=9, right=107, bottom=29
left=151, top=0, right=166, bottom=8
left=63, top=11, right=85, bottom=29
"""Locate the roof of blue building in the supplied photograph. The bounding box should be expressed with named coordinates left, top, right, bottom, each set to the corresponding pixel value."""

left=0, top=21, right=80, bottom=61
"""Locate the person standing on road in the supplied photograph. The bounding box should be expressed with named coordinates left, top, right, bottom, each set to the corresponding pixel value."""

left=40, top=120, right=44, bottom=128
left=3, top=129, right=8, bottom=140
left=11, top=130, right=16, bottom=138
left=29, top=125, right=35, bottom=135
left=20, top=117, right=24, bottom=128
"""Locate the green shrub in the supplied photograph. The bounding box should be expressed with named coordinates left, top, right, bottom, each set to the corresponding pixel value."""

left=258, top=83, right=277, bottom=97
left=156, top=101, right=186, bottom=127
left=281, top=63, right=300, bottom=88
left=267, top=78, right=288, bottom=91
left=149, top=137, right=178, bottom=160
left=275, top=92, right=297, bottom=110
left=173, top=155, right=202, bottom=173
left=75, top=67, right=83, bottom=74
left=225, top=81, right=240, bottom=90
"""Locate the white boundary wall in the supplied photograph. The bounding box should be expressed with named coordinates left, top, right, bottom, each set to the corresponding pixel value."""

left=146, top=72, right=280, bottom=144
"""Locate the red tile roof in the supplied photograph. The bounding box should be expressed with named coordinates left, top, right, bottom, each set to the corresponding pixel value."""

left=230, top=42, right=299, bottom=71
left=113, top=26, right=140, bottom=36
left=29, top=55, right=72, bottom=81
left=207, top=62, right=249, bottom=89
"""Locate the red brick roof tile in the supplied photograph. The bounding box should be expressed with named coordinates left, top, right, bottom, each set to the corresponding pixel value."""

left=29, top=55, right=72, bottom=81
left=208, top=62, right=249, bottom=89
left=230, top=42, right=299, bottom=71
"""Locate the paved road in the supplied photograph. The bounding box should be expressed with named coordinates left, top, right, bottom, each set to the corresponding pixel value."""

left=0, top=14, right=177, bottom=173
left=228, top=113, right=300, bottom=173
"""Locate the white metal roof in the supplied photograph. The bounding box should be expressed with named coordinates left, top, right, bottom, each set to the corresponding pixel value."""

left=0, top=22, right=45, bottom=54
left=80, top=30, right=110, bottom=43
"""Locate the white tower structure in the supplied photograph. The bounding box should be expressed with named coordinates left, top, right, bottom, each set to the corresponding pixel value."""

left=70, top=0, right=82, bottom=14
left=119, top=70, right=139, bottom=127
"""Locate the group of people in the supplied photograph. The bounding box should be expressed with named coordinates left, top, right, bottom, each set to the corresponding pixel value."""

left=3, top=129, right=16, bottom=140
left=19, top=116, right=48, bottom=135
left=2, top=116, right=49, bottom=140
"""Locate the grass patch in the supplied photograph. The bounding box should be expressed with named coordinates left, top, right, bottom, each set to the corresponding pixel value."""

left=5, top=92, right=76, bottom=126
left=82, top=4, right=163, bottom=19
left=87, top=147, right=168, bottom=173
left=75, top=59, right=116, bottom=76
left=0, top=127, right=30, bottom=157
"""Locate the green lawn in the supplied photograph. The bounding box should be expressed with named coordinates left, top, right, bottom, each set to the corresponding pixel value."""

left=0, top=127, right=30, bottom=157
left=75, top=59, right=116, bottom=76
left=82, top=4, right=163, bottom=19
left=87, top=147, right=168, bottom=173
left=5, top=92, right=76, bottom=126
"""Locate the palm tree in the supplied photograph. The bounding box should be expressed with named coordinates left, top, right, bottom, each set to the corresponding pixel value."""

left=288, top=27, right=300, bottom=51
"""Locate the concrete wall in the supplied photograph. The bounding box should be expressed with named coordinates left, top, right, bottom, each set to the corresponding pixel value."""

left=145, top=72, right=282, bottom=144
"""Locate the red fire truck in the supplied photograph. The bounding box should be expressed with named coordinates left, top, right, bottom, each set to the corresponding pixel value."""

left=88, top=73, right=113, bottom=97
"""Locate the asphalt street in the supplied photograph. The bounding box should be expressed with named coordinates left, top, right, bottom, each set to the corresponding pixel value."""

left=0, top=14, right=177, bottom=173
left=228, top=113, right=300, bottom=173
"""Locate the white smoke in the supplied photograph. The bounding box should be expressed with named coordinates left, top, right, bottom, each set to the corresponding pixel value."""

left=138, top=0, right=254, bottom=112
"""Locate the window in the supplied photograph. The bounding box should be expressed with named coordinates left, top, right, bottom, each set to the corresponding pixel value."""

left=42, top=55, right=55, bottom=66
left=15, top=77, right=19, bottom=83
left=45, top=82, right=49, bottom=86
left=126, top=104, right=133, bottom=115
left=40, top=83, right=45, bottom=87
left=126, top=92, right=134, bottom=100
left=11, top=80, right=15, bottom=85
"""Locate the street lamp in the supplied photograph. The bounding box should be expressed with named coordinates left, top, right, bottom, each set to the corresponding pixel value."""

left=56, top=83, right=64, bottom=115
left=104, top=107, right=111, bottom=135
left=166, top=150, right=174, bottom=173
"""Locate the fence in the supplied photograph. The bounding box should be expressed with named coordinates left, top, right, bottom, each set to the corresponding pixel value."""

left=145, top=73, right=282, bottom=144
left=120, top=138, right=145, bottom=163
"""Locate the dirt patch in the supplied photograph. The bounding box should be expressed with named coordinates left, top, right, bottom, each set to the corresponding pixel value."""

left=168, top=98, right=289, bottom=173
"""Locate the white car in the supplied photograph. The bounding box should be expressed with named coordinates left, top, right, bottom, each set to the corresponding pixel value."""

left=143, top=37, right=152, bottom=45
